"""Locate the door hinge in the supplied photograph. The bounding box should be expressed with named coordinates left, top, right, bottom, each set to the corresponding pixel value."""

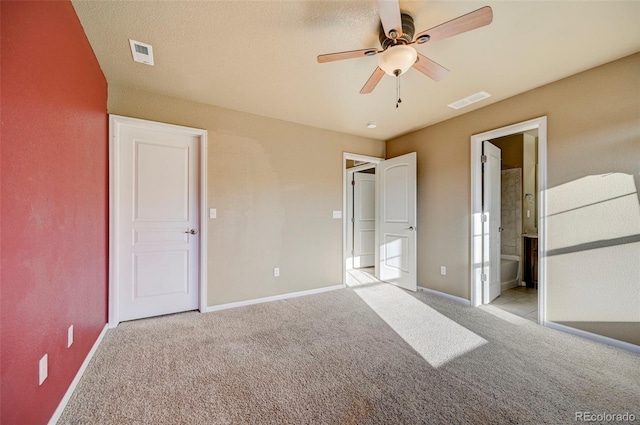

left=481, top=273, right=487, bottom=282
left=481, top=214, right=488, bottom=223
left=351, top=217, right=355, bottom=223
left=351, top=180, right=355, bottom=186
left=481, top=155, right=487, bottom=163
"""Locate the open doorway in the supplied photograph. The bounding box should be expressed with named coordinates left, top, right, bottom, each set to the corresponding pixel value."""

left=343, top=153, right=382, bottom=287
left=470, top=117, right=547, bottom=324
left=342, top=152, right=418, bottom=291
left=485, top=130, right=539, bottom=321
left=346, top=164, right=376, bottom=276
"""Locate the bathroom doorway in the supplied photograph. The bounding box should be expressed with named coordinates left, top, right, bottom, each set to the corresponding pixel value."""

left=487, top=130, right=539, bottom=321
left=470, top=117, right=547, bottom=324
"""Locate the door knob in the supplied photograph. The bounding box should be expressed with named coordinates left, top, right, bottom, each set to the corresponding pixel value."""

left=406, top=226, right=414, bottom=231
left=185, top=229, right=198, bottom=235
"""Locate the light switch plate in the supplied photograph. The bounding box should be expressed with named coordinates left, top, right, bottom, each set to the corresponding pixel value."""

left=332, top=211, right=342, bottom=219
left=39, top=354, right=48, bottom=385
left=209, top=208, right=217, bottom=219
left=67, top=325, right=74, bottom=348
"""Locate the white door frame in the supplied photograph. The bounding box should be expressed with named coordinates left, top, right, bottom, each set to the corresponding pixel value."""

left=470, top=116, right=548, bottom=324
left=342, top=153, right=383, bottom=285
left=109, top=115, right=208, bottom=328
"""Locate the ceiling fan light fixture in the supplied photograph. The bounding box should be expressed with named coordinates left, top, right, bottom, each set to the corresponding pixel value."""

left=378, top=45, right=417, bottom=76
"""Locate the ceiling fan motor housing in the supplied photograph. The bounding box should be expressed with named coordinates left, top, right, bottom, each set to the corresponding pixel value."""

left=379, top=13, right=415, bottom=49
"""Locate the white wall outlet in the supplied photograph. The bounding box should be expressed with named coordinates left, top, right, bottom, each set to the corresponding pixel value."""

left=440, top=266, right=447, bottom=276
left=274, top=267, right=280, bottom=277
left=39, top=354, right=48, bottom=385
left=67, top=325, right=74, bottom=348
left=209, top=208, right=217, bottom=219
left=332, top=210, right=342, bottom=219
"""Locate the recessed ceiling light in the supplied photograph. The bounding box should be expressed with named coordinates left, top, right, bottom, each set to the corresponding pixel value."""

left=367, top=122, right=377, bottom=129
left=447, top=91, right=491, bottom=110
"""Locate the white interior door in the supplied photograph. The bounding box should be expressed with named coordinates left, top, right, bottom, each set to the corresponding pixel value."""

left=483, top=141, right=501, bottom=303
left=116, top=121, right=200, bottom=322
left=378, top=152, right=417, bottom=291
left=354, top=172, right=376, bottom=268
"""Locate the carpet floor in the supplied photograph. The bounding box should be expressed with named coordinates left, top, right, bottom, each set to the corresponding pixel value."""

left=58, top=281, right=639, bottom=424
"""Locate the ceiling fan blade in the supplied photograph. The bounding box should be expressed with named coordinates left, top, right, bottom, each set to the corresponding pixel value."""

left=412, top=53, right=450, bottom=82
left=414, top=6, right=493, bottom=44
left=376, top=0, right=403, bottom=37
left=360, top=67, right=385, bottom=94
left=317, top=48, right=379, bottom=63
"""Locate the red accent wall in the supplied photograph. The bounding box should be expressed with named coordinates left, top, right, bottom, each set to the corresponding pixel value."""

left=1, top=1, right=108, bottom=424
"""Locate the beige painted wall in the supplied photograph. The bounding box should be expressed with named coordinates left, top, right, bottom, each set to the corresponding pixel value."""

left=387, top=53, right=639, bottom=344
left=492, top=134, right=524, bottom=170
left=108, top=85, right=385, bottom=306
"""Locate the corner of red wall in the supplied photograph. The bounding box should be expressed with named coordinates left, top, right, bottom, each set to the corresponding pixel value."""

left=1, top=1, right=108, bottom=424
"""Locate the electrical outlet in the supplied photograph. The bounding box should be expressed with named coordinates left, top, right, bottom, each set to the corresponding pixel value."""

left=39, top=354, right=48, bottom=385
left=332, top=210, right=342, bottom=219
left=68, top=325, right=74, bottom=348
left=440, top=266, right=447, bottom=276
left=274, top=267, right=280, bottom=277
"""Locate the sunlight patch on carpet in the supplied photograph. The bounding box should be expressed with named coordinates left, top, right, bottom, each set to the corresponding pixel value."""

left=354, top=283, right=487, bottom=367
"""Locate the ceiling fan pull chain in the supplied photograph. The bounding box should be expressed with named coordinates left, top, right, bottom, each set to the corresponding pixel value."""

left=396, top=72, right=402, bottom=108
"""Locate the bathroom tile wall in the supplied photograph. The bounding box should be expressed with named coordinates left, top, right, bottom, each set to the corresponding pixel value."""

left=501, top=168, right=522, bottom=257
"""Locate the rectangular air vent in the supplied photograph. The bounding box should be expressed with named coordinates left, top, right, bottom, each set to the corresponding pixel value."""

left=448, top=98, right=471, bottom=110
left=129, top=39, right=154, bottom=66
left=447, top=91, right=491, bottom=110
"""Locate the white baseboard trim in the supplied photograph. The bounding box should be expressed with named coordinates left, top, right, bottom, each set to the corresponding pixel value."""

left=501, top=280, right=519, bottom=292
left=204, top=284, right=344, bottom=313
left=544, top=321, right=640, bottom=354
left=418, top=286, right=471, bottom=306
left=48, top=323, right=108, bottom=425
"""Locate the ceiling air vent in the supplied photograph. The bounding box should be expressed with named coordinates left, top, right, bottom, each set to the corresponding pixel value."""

left=129, top=39, right=154, bottom=66
left=447, top=91, right=491, bottom=110
left=448, top=98, right=472, bottom=110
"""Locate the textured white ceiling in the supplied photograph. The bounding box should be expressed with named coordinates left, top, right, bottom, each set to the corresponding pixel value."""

left=72, top=1, right=640, bottom=140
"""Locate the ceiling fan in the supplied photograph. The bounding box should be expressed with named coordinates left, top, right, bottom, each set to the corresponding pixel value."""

left=317, top=0, right=493, bottom=98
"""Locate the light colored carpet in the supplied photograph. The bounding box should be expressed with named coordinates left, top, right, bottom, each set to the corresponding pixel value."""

left=59, top=280, right=639, bottom=424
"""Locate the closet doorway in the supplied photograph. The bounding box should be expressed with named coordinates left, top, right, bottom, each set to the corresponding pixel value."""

left=343, top=154, right=381, bottom=284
